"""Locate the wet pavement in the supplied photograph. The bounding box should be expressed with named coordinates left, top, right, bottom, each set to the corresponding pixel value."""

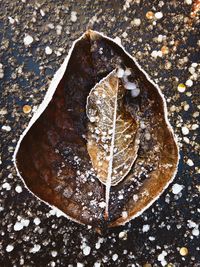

left=0, top=1, right=199, bottom=266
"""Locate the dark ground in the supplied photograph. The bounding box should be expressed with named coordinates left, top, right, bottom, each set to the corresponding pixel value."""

left=0, top=0, right=199, bottom=266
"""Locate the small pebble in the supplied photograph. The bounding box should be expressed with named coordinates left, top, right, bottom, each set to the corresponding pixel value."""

left=15, top=185, right=22, bottom=193
left=23, top=105, right=32, bottom=114
left=179, top=247, right=188, bottom=256
left=6, top=244, right=14, bottom=252
left=146, top=11, right=154, bottom=19
left=177, top=83, right=186, bottom=93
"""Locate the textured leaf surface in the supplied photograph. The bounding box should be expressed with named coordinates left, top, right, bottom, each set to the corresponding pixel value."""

left=15, top=30, right=179, bottom=228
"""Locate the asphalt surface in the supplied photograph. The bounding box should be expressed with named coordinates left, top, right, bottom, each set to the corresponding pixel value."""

left=0, top=1, right=199, bottom=266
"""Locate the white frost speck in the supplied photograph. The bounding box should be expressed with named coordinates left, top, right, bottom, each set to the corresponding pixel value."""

left=2, top=182, right=11, bottom=190
left=2, top=125, right=11, bottom=132
left=45, top=46, right=52, bottom=55
left=23, top=35, right=33, bottom=46
left=124, top=82, right=137, bottom=90
left=142, top=224, right=150, bottom=232
left=116, top=68, right=124, bottom=78
left=172, top=183, right=184, bottom=194
left=29, top=244, right=41, bottom=253
left=83, top=245, right=91, bottom=256
left=6, top=244, right=14, bottom=252
left=71, top=11, right=77, bottom=22
left=15, top=185, right=22, bottom=193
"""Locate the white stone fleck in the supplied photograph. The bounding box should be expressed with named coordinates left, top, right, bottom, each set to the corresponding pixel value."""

left=172, top=183, right=184, bottom=194
left=185, top=79, right=193, bottom=87
left=2, top=182, right=11, bottom=190
left=56, top=25, right=62, bottom=35
left=14, top=222, right=23, bottom=231
left=192, top=228, right=199, bottom=236
left=33, top=217, right=41, bottom=225
left=83, top=245, right=91, bottom=256
left=23, top=35, right=33, bottom=46
left=187, top=159, right=194, bottom=166
left=191, top=124, right=199, bottom=130
left=185, top=0, right=192, bottom=4
left=181, top=126, right=189, bottom=135
left=142, top=224, right=150, bottom=232
left=99, top=201, right=106, bottom=208
left=158, top=251, right=167, bottom=267
left=77, top=263, right=84, bottom=267
left=112, top=253, right=118, bottom=261
left=15, top=185, right=22, bottom=193
left=2, top=125, right=11, bottom=132
left=6, top=244, right=14, bottom=252
left=40, top=9, right=45, bottom=17
left=132, top=18, right=141, bottom=26
left=155, top=11, right=163, bottom=19
left=94, top=262, right=101, bottom=267
left=29, top=244, right=41, bottom=253
left=8, top=16, right=15, bottom=24
left=122, top=211, right=128, bottom=218
left=122, top=32, right=128, bottom=38
left=118, top=194, right=123, bottom=200
left=118, top=231, right=127, bottom=239
left=71, top=11, right=77, bottom=22
left=51, top=250, right=58, bottom=257
left=45, top=46, right=52, bottom=55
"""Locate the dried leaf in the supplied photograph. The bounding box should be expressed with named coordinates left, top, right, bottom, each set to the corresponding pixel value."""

left=14, top=30, right=179, bottom=228
left=86, top=70, right=139, bottom=216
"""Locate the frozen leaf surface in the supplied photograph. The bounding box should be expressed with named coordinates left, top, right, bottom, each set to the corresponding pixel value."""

left=86, top=71, right=139, bottom=217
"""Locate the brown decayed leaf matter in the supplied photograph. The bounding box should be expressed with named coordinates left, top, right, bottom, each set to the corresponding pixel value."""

left=15, top=30, right=179, bottom=228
